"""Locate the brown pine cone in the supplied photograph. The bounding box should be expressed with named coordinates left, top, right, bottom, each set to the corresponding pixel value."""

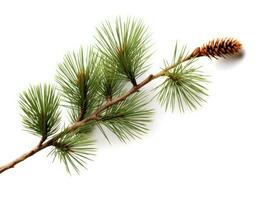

left=189, top=38, right=242, bottom=59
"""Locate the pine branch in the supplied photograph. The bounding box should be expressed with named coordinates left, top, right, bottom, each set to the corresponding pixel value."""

left=0, top=17, right=243, bottom=174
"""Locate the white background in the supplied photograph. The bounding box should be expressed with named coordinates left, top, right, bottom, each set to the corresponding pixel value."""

left=0, top=0, right=270, bottom=199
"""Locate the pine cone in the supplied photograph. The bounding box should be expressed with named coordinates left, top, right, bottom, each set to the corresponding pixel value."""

left=189, top=38, right=242, bottom=59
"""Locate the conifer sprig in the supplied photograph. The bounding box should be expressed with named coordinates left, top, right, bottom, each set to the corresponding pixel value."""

left=96, top=17, right=151, bottom=86
left=156, top=44, right=208, bottom=112
left=56, top=47, right=101, bottom=122
left=0, top=17, right=243, bottom=175
left=19, top=84, right=61, bottom=140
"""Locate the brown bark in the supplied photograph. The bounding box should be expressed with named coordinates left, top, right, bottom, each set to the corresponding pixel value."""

left=0, top=141, right=51, bottom=174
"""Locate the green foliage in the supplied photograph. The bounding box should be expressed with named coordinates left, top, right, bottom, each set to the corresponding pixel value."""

left=49, top=130, right=95, bottom=174
left=156, top=44, right=208, bottom=112
left=19, top=84, right=61, bottom=137
left=96, top=17, right=151, bottom=86
left=56, top=47, right=101, bottom=122
left=97, top=92, right=154, bottom=142
left=98, top=58, right=124, bottom=101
